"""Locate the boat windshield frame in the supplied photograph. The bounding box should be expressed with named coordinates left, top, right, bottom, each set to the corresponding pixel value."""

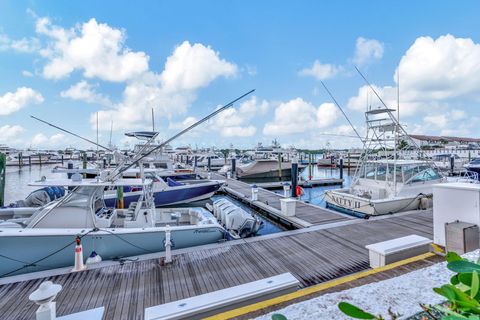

left=360, top=161, right=443, bottom=184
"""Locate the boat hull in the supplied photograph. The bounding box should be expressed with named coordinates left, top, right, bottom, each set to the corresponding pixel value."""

left=0, top=226, right=225, bottom=277
left=104, top=183, right=221, bottom=207
left=324, top=190, right=424, bottom=218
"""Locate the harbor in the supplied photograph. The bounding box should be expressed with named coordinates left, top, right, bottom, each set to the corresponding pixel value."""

left=2, top=2, right=480, bottom=320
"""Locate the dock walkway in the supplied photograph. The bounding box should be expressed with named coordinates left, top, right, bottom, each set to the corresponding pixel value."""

left=216, top=173, right=352, bottom=227
left=0, top=210, right=433, bottom=320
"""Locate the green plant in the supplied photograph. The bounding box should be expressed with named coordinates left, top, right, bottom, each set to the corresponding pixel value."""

left=338, top=252, right=480, bottom=320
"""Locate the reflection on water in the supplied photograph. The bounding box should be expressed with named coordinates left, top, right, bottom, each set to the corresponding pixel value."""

left=274, top=165, right=354, bottom=208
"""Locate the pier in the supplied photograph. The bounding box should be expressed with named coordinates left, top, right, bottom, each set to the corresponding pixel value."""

left=213, top=172, right=351, bottom=227
left=0, top=208, right=433, bottom=320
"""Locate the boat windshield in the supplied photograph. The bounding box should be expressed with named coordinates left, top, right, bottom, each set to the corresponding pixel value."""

left=406, top=167, right=443, bottom=184
left=361, top=162, right=441, bottom=183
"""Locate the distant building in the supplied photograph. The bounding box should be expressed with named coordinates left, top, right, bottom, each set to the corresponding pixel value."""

left=409, top=134, right=480, bottom=149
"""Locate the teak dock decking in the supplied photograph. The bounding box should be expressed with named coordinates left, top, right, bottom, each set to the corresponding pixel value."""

left=0, top=211, right=433, bottom=320
left=218, top=173, right=352, bottom=227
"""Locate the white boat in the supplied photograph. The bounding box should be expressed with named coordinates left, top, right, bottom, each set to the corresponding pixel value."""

left=325, top=106, right=445, bottom=217
left=325, top=159, right=443, bottom=217
left=0, top=176, right=225, bottom=277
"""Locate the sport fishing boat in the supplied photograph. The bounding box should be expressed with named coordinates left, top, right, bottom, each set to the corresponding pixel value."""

left=52, top=166, right=223, bottom=207
left=0, top=176, right=226, bottom=277
left=325, top=159, right=444, bottom=217
left=325, top=106, right=446, bottom=217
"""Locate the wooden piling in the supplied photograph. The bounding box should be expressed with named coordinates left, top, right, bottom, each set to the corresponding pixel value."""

left=0, top=153, right=5, bottom=206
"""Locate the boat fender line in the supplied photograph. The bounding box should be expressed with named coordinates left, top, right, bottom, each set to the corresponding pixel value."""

left=0, top=228, right=97, bottom=278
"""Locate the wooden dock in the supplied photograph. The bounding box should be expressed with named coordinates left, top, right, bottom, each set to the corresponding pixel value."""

left=253, top=178, right=343, bottom=189
left=218, top=174, right=352, bottom=228
left=0, top=209, right=434, bottom=320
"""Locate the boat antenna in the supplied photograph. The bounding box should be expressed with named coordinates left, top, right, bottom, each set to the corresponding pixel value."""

left=109, top=89, right=256, bottom=180
left=30, top=115, right=113, bottom=151
left=320, top=81, right=364, bottom=146
left=109, top=121, right=113, bottom=148
left=96, top=112, right=99, bottom=159
left=151, top=108, right=155, bottom=132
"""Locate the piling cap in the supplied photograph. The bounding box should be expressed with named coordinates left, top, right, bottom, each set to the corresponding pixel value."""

left=251, top=184, right=257, bottom=188
left=29, top=281, right=62, bottom=304
left=75, top=236, right=81, bottom=245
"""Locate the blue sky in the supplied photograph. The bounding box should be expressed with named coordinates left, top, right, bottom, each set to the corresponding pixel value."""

left=1, top=1, right=480, bottom=150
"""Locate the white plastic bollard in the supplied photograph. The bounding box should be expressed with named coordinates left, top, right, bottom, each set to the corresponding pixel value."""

left=283, top=183, right=291, bottom=198
left=165, top=225, right=172, bottom=264
left=251, top=185, right=258, bottom=201
left=29, top=281, right=62, bottom=320
left=227, top=171, right=232, bottom=179
left=72, top=236, right=86, bottom=272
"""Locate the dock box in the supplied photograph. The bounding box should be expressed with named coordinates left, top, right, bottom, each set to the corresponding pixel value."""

left=433, top=183, right=480, bottom=247
left=365, top=235, right=432, bottom=268
left=445, top=221, right=479, bottom=254
left=279, top=198, right=296, bottom=217
left=144, top=273, right=300, bottom=320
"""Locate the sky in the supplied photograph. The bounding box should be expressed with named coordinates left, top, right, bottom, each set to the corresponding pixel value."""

left=1, top=0, right=480, bottom=150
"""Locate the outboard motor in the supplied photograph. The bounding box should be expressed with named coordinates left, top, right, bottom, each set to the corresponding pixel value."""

left=212, top=198, right=263, bottom=238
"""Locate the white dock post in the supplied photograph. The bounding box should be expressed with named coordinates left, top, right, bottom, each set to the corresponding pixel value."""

left=227, top=171, right=231, bottom=179
left=72, top=236, right=86, bottom=272
left=251, top=184, right=258, bottom=201
left=283, top=182, right=291, bottom=198
left=165, top=225, right=172, bottom=264
left=29, top=281, right=62, bottom=320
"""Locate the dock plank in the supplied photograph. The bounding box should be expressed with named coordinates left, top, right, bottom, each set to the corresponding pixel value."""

left=0, top=210, right=434, bottom=320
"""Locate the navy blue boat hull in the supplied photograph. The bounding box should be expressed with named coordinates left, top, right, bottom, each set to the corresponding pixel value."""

left=105, top=183, right=221, bottom=207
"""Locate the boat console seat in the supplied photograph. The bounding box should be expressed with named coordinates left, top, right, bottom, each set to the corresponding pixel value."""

left=95, top=207, right=117, bottom=228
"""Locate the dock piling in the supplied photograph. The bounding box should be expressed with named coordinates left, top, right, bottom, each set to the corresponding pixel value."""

left=67, top=161, right=74, bottom=179
left=0, top=153, right=5, bottom=207
left=278, top=153, right=282, bottom=181
left=231, top=158, right=236, bottom=178
left=291, top=158, right=298, bottom=197
left=339, top=158, right=344, bottom=180
left=207, top=156, right=211, bottom=171
left=450, top=155, right=455, bottom=175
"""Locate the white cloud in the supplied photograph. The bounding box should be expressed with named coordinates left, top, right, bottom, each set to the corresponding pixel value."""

left=168, top=116, right=198, bottom=130
left=60, top=80, right=111, bottom=106
left=0, top=125, right=25, bottom=143
left=31, top=133, right=48, bottom=145
left=348, top=34, right=480, bottom=128
left=93, top=41, right=238, bottom=131
left=31, top=133, right=66, bottom=147
left=36, top=17, right=149, bottom=82
left=0, top=87, right=44, bottom=115
left=0, top=33, right=40, bottom=53
left=394, top=34, right=480, bottom=101
left=353, top=37, right=384, bottom=66
left=263, top=98, right=339, bottom=135
left=423, top=114, right=448, bottom=128
left=210, top=96, right=267, bottom=137
left=22, top=70, right=34, bottom=77
left=160, top=41, right=237, bottom=91
left=299, top=60, right=342, bottom=80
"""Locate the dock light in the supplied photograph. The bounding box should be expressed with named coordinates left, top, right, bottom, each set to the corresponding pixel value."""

left=29, top=281, right=62, bottom=320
